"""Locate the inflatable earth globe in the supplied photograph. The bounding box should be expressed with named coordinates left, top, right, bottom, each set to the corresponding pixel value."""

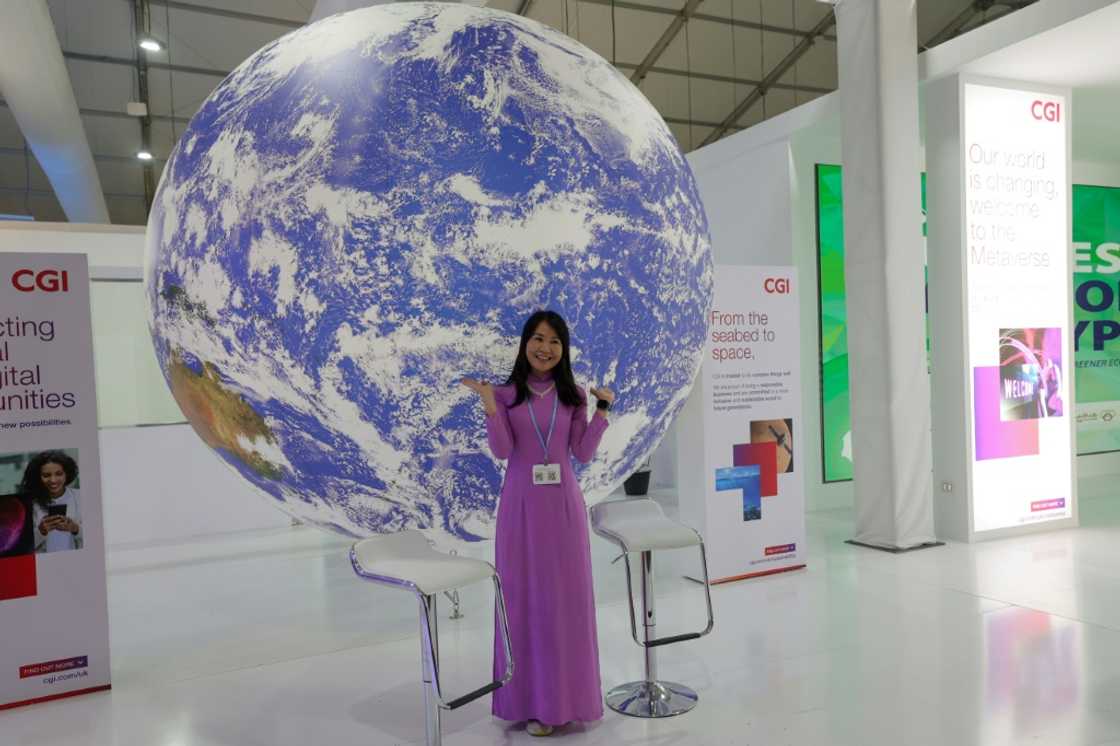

left=144, top=2, right=712, bottom=541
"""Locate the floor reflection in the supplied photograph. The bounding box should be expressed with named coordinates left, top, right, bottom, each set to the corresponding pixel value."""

left=984, top=606, right=1081, bottom=742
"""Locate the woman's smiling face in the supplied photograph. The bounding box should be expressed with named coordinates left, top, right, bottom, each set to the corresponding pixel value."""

left=40, top=462, right=67, bottom=498
left=526, top=321, right=562, bottom=376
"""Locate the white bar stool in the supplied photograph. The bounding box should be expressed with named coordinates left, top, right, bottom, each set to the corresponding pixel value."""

left=351, top=530, right=514, bottom=746
left=589, top=498, right=714, bottom=718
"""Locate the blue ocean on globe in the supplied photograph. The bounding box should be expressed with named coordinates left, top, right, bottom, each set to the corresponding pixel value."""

left=144, top=3, right=712, bottom=542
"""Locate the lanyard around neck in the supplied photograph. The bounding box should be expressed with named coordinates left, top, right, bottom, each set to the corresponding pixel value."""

left=526, top=390, right=559, bottom=461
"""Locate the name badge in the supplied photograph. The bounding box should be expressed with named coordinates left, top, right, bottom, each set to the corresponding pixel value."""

left=533, top=463, right=562, bottom=485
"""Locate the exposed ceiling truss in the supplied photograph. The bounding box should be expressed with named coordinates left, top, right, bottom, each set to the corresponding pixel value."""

left=0, top=0, right=1042, bottom=225
left=703, top=7, right=835, bottom=146
left=921, top=0, right=1038, bottom=51
left=629, top=0, right=705, bottom=83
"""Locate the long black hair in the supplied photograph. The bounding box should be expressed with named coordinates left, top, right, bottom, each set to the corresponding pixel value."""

left=19, top=451, right=78, bottom=509
left=506, top=310, right=584, bottom=408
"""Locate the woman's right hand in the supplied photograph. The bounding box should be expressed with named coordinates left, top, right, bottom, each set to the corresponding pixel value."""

left=461, top=378, right=498, bottom=416
left=38, top=516, right=60, bottom=536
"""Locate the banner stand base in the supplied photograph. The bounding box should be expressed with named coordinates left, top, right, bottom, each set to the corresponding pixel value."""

left=684, top=564, right=806, bottom=586
left=845, top=539, right=945, bottom=554
left=0, top=684, right=111, bottom=712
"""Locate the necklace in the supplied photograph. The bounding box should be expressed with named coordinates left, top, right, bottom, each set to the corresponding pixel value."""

left=528, top=383, right=555, bottom=398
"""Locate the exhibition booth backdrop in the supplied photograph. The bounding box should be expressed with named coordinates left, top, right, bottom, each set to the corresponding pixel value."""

left=684, top=0, right=1120, bottom=515
left=2, top=1, right=1119, bottom=549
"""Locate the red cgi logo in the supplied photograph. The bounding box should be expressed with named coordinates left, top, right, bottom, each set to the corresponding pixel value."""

left=1031, top=100, right=1061, bottom=123
left=763, top=277, right=791, bottom=294
left=12, top=269, right=69, bottom=293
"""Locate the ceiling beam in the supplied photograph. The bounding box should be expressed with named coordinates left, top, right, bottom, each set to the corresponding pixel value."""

left=517, top=0, right=535, bottom=16
left=663, top=115, right=743, bottom=132
left=63, top=50, right=230, bottom=79
left=59, top=49, right=835, bottom=97
left=134, top=0, right=304, bottom=28
left=0, top=185, right=146, bottom=201
left=919, top=0, right=1036, bottom=51
left=920, top=1, right=987, bottom=51
left=614, top=62, right=831, bottom=94
left=701, top=9, right=835, bottom=146
left=630, top=0, right=705, bottom=84
left=1, top=98, right=192, bottom=125
left=581, top=0, right=836, bottom=43
left=0, top=146, right=165, bottom=165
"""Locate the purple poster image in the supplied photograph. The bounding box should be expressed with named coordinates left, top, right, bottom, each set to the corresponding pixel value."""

left=999, top=328, right=1063, bottom=421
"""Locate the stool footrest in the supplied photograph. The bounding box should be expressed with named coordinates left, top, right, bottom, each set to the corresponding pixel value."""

left=445, top=681, right=502, bottom=710
left=644, top=631, right=702, bottom=648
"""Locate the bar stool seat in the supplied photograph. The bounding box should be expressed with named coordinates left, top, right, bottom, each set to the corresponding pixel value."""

left=590, top=498, right=714, bottom=719
left=351, top=530, right=513, bottom=746
left=591, top=499, right=702, bottom=553
left=352, top=530, right=495, bottom=595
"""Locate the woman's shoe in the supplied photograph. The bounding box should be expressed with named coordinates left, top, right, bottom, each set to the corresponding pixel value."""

left=527, top=720, right=554, bottom=737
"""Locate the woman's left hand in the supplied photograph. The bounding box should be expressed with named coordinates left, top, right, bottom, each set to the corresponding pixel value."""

left=60, top=517, right=79, bottom=535
left=590, top=386, right=615, bottom=406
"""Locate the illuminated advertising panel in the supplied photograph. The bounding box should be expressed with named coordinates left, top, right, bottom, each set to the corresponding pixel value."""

left=963, top=82, right=1073, bottom=533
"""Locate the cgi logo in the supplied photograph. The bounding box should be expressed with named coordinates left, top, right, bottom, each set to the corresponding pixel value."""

left=12, top=269, right=70, bottom=293
left=1031, top=99, right=1061, bottom=123
left=763, top=277, right=791, bottom=294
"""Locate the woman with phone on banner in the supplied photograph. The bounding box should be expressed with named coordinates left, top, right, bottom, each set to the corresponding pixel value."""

left=21, top=451, right=82, bottom=553
left=462, top=310, right=615, bottom=737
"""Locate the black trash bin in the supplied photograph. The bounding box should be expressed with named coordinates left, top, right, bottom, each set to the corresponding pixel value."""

left=622, top=470, right=651, bottom=496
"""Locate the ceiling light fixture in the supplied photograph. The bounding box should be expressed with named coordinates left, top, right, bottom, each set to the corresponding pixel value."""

left=137, top=150, right=154, bottom=161
left=138, top=36, right=163, bottom=52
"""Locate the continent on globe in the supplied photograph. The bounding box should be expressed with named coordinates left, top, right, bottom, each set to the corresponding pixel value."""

left=145, top=2, right=713, bottom=542
left=161, top=283, right=213, bottom=327
left=168, top=352, right=285, bottom=481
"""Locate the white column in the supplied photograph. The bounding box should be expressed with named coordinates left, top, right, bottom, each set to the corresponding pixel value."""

left=0, top=0, right=110, bottom=223
left=834, top=0, right=936, bottom=548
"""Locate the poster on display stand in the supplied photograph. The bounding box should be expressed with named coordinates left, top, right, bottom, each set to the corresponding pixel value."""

left=960, top=80, right=1075, bottom=535
left=927, top=75, right=1077, bottom=541
left=678, top=265, right=806, bottom=583
left=0, top=252, right=110, bottom=709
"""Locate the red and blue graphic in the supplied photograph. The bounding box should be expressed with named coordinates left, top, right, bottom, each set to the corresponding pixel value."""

left=732, top=442, right=777, bottom=497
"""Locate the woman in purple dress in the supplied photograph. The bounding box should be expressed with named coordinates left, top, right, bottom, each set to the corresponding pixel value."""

left=462, top=310, right=614, bottom=737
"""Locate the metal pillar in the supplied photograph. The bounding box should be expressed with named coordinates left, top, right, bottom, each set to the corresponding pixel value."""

left=641, top=551, right=657, bottom=683
left=131, top=0, right=156, bottom=214
left=419, top=594, right=441, bottom=746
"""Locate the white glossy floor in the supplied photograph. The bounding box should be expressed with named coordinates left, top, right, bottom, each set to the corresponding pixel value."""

left=7, top=490, right=1120, bottom=746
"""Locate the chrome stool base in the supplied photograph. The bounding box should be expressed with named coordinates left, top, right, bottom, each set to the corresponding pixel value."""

left=605, top=679, right=699, bottom=718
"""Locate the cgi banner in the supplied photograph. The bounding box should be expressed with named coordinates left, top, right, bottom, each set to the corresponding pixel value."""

left=679, top=265, right=805, bottom=583
left=0, top=253, right=110, bottom=709
left=817, top=169, right=1115, bottom=482
left=962, top=81, right=1072, bottom=533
